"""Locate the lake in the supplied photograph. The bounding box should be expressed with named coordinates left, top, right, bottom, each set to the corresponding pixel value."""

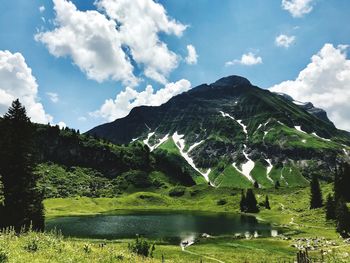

left=46, top=210, right=277, bottom=243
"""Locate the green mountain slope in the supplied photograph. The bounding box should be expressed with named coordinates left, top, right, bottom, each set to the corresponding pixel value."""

left=87, top=75, right=350, bottom=188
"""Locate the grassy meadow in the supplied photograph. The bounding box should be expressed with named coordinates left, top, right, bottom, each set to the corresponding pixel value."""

left=1, top=183, right=350, bottom=262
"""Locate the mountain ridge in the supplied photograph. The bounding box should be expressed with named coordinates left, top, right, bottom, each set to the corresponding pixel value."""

left=87, top=75, right=350, bottom=187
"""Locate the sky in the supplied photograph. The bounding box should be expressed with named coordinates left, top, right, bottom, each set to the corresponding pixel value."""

left=0, top=0, right=350, bottom=131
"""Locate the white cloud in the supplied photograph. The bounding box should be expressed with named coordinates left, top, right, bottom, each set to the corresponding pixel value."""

left=39, top=5, right=45, bottom=13
left=275, top=34, right=296, bottom=48
left=185, top=44, right=198, bottom=65
left=0, top=50, right=53, bottom=124
left=225, top=52, right=262, bottom=66
left=35, top=0, right=138, bottom=86
left=46, top=92, right=59, bottom=103
left=36, top=0, right=187, bottom=85
left=91, top=79, right=191, bottom=121
left=78, top=116, right=87, bottom=122
left=270, top=43, right=350, bottom=131
left=95, top=0, right=187, bottom=84
left=57, top=121, right=66, bottom=129
left=281, top=0, right=314, bottom=17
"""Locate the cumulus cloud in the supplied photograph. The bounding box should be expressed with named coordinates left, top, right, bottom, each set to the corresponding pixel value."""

left=281, top=0, right=314, bottom=17
left=0, top=50, right=53, bottom=124
left=46, top=92, right=59, bottom=103
left=57, top=121, right=66, bottom=129
left=91, top=79, right=191, bottom=121
left=275, top=34, right=296, bottom=48
left=39, top=5, right=45, bottom=13
left=96, top=0, right=187, bottom=84
left=36, top=0, right=187, bottom=85
left=185, top=45, right=198, bottom=65
left=35, top=0, right=138, bottom=86
left=225, top=52, right=262, bottom=66
left=270, top=43, right=350, bottom=131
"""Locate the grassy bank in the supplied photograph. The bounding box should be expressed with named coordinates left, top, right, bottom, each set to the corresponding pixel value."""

left=2, top=184, right=350, bottom=262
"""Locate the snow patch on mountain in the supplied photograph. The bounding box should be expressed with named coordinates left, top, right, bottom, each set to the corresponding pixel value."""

left=311, top=132, right=331, bottom=142
left=220, top=111, right=255, bottom=183
left=265, top=159, right=274, bottom=183
left=172, top=132, right=212, bottom=185
left=143, top=132, right=155, bottom=149
left=294, top=126, right=307, bottom=134
left=188, top=140, right=205, bottom=153
left=142, top=132, right=169, bottom=151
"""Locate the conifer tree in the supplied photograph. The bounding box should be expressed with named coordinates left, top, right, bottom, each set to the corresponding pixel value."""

left=253, top=181, right=259, bottom=189
left=310, top=174, right=323, bottom=209
left=245, top=189, right=259, bottom=213
left=334, top=162, right=350, bottom=202
left=239, top=190, right=247, bottom=212
left=275, top=180, right=280, bottom=189
left=335, top=198, right=350, bottom=238
left=0, top=100, right=44, bottom=231
left=325, top=194, right=336, bottom=220
left=265, top=195, right=271, bottom=210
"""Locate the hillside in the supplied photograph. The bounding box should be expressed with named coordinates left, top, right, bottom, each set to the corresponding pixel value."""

left=88, top=76, right=350, bottom=188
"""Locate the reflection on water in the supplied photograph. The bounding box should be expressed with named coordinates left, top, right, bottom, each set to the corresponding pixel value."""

left=46, top=211, right=277, bottom=243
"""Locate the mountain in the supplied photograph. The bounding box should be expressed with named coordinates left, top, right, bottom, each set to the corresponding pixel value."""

left=275, top=92, right=333, bottom=123
left=88, top=75, right=350, bottom=188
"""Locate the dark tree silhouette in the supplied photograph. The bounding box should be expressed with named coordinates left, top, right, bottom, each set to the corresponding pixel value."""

left=335, top=198, right=350, bottom=238
left=239, top=190, right=247, bottom=212
left=334, top=162, right=350, bottom=202
left=310, top=174, right=323, bottom=209
left=275, top=180, right=280, bottom=189
left=245, top=189, right=259, bottom=213
left=0, top=99, right=44, bottom=231
left=253, top=181, right=259, bottom=189
left=325, top=194, right=336, bottom=220
left=265, top=195, right=271, bottom=210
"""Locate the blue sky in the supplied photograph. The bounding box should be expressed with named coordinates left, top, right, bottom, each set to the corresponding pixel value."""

left=0, top=0, right=350, bottom=131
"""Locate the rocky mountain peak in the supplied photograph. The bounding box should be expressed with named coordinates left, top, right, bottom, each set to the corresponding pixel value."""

left=211, top=75, right=251, bottom=87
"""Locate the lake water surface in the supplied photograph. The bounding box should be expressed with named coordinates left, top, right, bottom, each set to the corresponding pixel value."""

left=46, top=210, right=277, bottom=242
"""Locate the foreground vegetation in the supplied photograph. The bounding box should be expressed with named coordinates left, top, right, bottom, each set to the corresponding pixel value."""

left=2, top=184, right=350, bottom=262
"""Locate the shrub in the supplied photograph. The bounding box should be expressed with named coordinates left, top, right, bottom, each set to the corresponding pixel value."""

left=0, top=248, right=8, bottom=263
left=83, top=244, right=92, bottom=254
left=217, top=199, right=227, bottom=205
left=168, top=186, right=186, bottom=197
left=128, top=236, right=155, bottom=257
left=24, top=236, right=39, bottom=252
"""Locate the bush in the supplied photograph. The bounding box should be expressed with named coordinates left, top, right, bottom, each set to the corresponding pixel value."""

left=0, top=248, right=8, bottom=263
left=168, top=186, right=186, bottom=197
left=217, top=199, right=227, bottom=205
left=24, top=236, right=39, bottom=252
left=128, top=236, right=155, bottom=257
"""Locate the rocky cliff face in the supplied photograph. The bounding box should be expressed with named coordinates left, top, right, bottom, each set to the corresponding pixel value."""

left=87, top=76, right=350, bottom=188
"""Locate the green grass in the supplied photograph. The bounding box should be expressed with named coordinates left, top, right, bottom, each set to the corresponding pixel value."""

left=4, top=184, right=350, bottom=262
left=264, top=123, right=341, bottom=150
left=9, top=184, right=350, bottom=262
left=251, top=161, right=274, bottom=188
left=212, top=165, right=251, bottom=188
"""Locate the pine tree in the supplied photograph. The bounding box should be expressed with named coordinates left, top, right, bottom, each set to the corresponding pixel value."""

left=334, top=162, right=350, bottom=202
left=0, top=100, right=44, bottom=231
left=245, top=189, right=259, bottom=213
left=239, top=190, right=247, bottom=212
left=275, top=180, right=280, bottom=189
left=343, top=163, right=350, bottom=201
left=325, top=194, right=336, bottom=220
left=253, top=181, right=259, bottom=189
left=335, top=198, right=350, bottom=238
left=265, top=195, right=271, bottom=210
left=310, top=174, right=323, bottom=209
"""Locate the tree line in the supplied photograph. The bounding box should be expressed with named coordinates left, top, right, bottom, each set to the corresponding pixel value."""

left=310, top=163, right=350, bottom=238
